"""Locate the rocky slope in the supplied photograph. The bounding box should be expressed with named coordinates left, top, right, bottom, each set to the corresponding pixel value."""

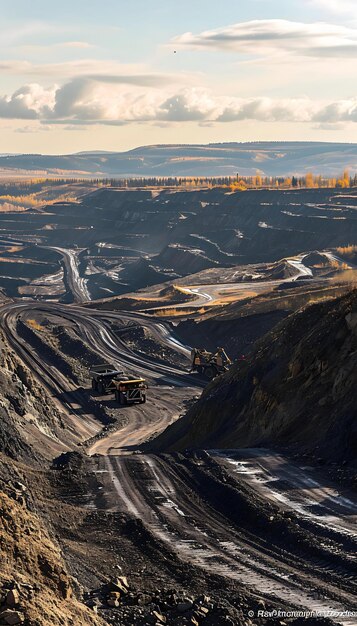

left=153, top=289, right=357, bottom=462
left=0, top=462, right=104, bottom=626
left=0, top=330, right=68, bottom=461
left=0, top=332, right=105, bottom=626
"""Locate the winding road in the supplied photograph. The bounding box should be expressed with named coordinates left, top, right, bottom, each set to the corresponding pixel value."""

left=51, top=247, right=90, bottom=302
left=94, top=453, right=357, bottom=624
left=0, top=300, right=200, bottom=456
left=154, top=252, right=318, bottom=309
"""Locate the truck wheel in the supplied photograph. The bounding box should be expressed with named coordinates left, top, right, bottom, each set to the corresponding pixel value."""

left=119, top=392, right=127, bottom=405
left=115, top=390, right=120, bottom=403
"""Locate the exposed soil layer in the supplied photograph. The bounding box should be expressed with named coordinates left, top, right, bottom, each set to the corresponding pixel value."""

left=153, top=289, right=357, bottom=463
left=0, top=329, right=70, bottom=461
left=0, top=187, right=356, bottom=300
left=175, top=310, right=289, bottom=359
left=0, top=456, right=105, bottom=626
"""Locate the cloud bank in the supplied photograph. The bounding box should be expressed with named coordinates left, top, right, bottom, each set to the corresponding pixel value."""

left=172, top=19, right=357, bottom=58
left=0, top=78, right=356, bottom=127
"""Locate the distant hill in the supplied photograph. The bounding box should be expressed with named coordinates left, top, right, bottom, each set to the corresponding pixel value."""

left=0, top=142, right=356, bottom=178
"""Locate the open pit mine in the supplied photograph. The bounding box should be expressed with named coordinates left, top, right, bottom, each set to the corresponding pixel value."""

left=0, top=183, right=356, bottom=626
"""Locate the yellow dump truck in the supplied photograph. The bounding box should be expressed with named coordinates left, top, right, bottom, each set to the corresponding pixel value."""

left=89, top=363, right=124, bottom=395
left=113, top=378, right=147, bottom=405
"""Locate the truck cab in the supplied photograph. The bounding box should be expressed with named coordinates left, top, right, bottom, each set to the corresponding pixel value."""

left=114, top=378, right=147, bottom=405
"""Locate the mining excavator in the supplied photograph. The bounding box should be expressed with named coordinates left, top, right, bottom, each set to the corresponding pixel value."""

left=190, top=347, right=232, bottom=379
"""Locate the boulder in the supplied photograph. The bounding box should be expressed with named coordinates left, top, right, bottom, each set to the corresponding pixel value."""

left=110, top=576, right=129, bottom=594
left=177, top=600, right=193, bottom=613
left=195, top=606, right=209, bottom=617
left=5, top=590, right=19, bottom=608
left=0, top=610, right=25, bottom=625
left=13, top=482, right=26, bottom=493
left=107, top=590, right=121, bottom=607
left=137, top=594, right=152, bottom=606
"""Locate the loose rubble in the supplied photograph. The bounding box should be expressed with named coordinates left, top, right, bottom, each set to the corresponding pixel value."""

left=0, top=584, right=26, bottom=626
left=86, top=579, right=238, bottom=626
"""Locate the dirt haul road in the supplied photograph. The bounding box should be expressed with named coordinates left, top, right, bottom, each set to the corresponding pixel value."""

left=1, top=300, right=356, bottom=623
left=213, top=449, right=357, bottom=540
left=51, top=247, right=91, bottom=302
left=90, top=453, right=357, bottom=624
left=0, top=301, right=201, bottom=456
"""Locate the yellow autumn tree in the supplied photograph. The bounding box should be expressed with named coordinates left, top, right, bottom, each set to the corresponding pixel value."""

left=305, top=172, right=315, bottom=188
left=336, top=170, right=350, bottom=188
left=230, top=180, right=247, bottom=192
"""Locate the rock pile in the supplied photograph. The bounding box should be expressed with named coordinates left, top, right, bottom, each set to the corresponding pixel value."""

left=86, top=574, right=340, bottom=626
left=0, top=583, right=30, bottom=625
left=87, top=578, right=249, bottom=625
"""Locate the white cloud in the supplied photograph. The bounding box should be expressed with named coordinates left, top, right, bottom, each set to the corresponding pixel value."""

left=309, top=0, right=357, bottom=18
left=0, top=83, right=56, bottom=120
left=313, top=100, right=357, bottom=122
left=0, top=79, right=356, bottom=127
left=172, top=19, right=357, bottom=58
left=1, top=21, right=68, bottom=46
left=0, top=59, right=172, bottom=80
left=313, top=122, right=346, bottom=130
left=15, top=124, right=52, bottom=133
left=58, top=41, right=94, bottom=49
left=16, top=41, right=95, bottom=53
left=1, top=23, right=42, bottom=45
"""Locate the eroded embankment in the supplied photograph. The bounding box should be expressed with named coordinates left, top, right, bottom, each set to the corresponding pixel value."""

left=152, top=289, right=357, bottom=462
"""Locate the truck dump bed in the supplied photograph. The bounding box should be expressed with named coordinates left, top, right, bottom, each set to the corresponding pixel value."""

left=89, top=363, right=123, bottom=378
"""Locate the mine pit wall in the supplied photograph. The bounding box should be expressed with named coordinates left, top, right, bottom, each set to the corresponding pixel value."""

left=152, top=290, right=357, bottom=464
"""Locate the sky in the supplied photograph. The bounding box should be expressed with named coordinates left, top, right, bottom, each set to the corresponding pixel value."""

left=1, top=0, right=357, bottom=153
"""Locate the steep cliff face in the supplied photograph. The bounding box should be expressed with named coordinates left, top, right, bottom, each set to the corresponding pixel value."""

left=154, top=290, right=357, bottom=461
